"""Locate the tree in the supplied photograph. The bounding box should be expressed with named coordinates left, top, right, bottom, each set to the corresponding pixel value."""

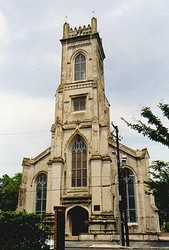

left=145, top=161, right=169, bottom=227
left=121, top=102, right=169, bottom=147
left=0, top=211, right=50, bottom=250
left=0, top=173, right=22, bottom=211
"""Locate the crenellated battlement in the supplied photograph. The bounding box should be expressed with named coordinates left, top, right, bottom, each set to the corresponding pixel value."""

left=68, top=24, right=92, bottom=37
left=63, top=17, right=97, bottom=39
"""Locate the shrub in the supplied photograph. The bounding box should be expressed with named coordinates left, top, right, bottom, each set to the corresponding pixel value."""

left=164, top=222, right=169, bottom=232
left=0, top=211, right=50, bottom=250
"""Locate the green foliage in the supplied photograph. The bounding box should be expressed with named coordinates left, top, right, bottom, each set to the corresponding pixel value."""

left=145, top=161, right=169, bottom=226
left=0, top=173, right=22, bottom=211
left=122, top=102, right=169, bottom=147
left=163, top=222, right=169, bottom=232
left=0, top=211, right=50, bottom=250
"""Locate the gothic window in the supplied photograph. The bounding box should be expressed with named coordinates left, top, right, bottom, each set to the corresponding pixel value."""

left=73, top=96, right=86, bottom=111
left=35, top=173, right=47, bottom=215
left=72, top=136, right=87, bottom=187
left=123, top=168, right=136, bottom=223
left=74, top=54, right=86, bottom=81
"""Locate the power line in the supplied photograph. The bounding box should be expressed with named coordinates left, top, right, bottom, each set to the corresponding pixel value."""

left=0, top=164, right=21, bottom=165
left=0, top=130, right=50, bottom=140
left=22, top=181, right=146, bottom=194
left=0, top=130, right=48, bottom=136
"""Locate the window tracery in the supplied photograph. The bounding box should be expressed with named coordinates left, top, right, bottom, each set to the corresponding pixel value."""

left=72, top=136, right=87, bottom=187
left=74, top=54, right=86, bottom=81
left=35, top=173, right=47, bottom=215
left=123, top=168, right=136, bottom=223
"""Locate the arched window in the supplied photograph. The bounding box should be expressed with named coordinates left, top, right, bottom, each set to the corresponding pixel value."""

left=74, top=54, right=86, bottom=81
left=123, top=168, right=136, bottom=223
left=35, top=173, right=47, bottom=215
left=72, top=136, right=87, bottom=187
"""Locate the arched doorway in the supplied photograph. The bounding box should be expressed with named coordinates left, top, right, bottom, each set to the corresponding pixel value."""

left=68, top=206, right=89, bottom=236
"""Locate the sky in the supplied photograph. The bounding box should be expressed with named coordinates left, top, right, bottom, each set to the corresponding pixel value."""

left=0, top=0, right=168, bottom=177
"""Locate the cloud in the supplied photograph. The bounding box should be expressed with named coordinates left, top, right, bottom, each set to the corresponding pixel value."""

left=0, top=0, right=168, bottom=178
left=0, top=91, right=54, bottom=131
left=0, top=11, right=7, bottom=41
left=0, top=91, right=54, bottom=176
left=0, top=10, right=10, bottom=65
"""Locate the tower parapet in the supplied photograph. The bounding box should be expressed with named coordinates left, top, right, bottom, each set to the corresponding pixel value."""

left=63, top=17, right=97, bottom=39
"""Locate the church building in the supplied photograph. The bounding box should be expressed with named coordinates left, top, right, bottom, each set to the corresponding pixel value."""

left=18, top=17, right=159, bottom=241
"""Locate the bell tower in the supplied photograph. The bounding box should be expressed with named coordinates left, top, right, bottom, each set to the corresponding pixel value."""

left=49, top=17, right=114, bottom=236
left=51, top=17, right=110, bottom=157
left=60, top=17, right=104, bottom=85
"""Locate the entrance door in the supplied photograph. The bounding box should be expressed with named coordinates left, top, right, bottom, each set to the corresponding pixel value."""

left=69, top=206, right=88, bottom=236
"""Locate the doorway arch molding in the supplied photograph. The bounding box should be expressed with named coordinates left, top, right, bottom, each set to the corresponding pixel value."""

left=67, top=205, right=89, bottom=236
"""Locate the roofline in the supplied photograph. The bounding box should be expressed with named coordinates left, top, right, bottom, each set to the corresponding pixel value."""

left=22, top=147, right=51, bottom=166
left=108, top=138, right=149, bottom=159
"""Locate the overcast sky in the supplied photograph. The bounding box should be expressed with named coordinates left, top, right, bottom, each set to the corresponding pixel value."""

left=0, top=0, right=168, bottom=177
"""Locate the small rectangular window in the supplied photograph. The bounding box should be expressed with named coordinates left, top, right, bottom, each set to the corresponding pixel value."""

left=73, top=97, right=86, bottom=111
left=94, top=205, right=100, bottom=211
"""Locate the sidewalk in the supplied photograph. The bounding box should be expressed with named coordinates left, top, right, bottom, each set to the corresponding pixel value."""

left=65, top=234, right=169, bottom=249
left=159, top=232, right=169, bottom=241
left=65, top=241, right=169, bottom=249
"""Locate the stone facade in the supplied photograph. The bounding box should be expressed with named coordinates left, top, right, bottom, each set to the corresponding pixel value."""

left=18, top=17, right=160, bottom=241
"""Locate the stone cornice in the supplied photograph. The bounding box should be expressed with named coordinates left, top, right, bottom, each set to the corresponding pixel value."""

left=48, top=156, right=65, bottom=165
left=108, top=137, right=149, bottom=159
left=90, top=154, right=112, bottom=162
left=22, top=147, right=51, bottom=166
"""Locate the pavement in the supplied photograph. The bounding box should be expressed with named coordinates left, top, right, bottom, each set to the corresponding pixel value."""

left=65, top=233, right=169, bottom=249
left=65, top=241, right=169, bottom=249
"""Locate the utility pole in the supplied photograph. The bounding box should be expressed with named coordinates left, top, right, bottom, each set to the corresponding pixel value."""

left=111, top=122, right=129, bottom=246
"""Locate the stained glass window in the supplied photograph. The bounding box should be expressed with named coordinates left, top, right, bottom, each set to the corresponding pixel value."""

left=123, top=168, right=136, bottom=223
left=72, top=136, right=87, bottom=187
left=74, top=54, right=86, bottom=81
left=35, top=173, right=47, bottom=215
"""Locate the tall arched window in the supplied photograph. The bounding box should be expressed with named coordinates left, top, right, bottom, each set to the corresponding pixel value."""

left=74, top=54, right=86, bottom=81
left=35, top=173, right=47, bottom=215
left=72, top=136, right=87, bottom=187
left=123, top=168, right=136, bottom=223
